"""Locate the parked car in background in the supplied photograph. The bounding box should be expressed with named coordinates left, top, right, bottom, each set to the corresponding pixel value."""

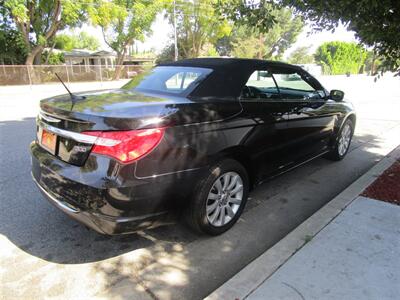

left=31, top=58, right=355, bottom=235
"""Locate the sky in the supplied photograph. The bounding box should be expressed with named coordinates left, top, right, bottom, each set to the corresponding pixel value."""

left=69, top=13, right=357, bottom=58
left=284, top=23, right=357, bottom=58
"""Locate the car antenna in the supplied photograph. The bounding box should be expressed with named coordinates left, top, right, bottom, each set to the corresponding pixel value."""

left=55, top=73, right=76, bottom=100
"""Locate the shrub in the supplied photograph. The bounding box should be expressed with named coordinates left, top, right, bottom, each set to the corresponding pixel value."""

left=41, top=51, right=65, bottom=65
left=315, top=41, right=367, bottom=75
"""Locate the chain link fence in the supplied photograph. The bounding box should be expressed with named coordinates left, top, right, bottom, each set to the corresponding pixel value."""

left=0, top=64, right=151, bottom=86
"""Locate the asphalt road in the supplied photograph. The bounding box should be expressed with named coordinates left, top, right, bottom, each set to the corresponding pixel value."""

left=1, top=75, right=400, bottom=300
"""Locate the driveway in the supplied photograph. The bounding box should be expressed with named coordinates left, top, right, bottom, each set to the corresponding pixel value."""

left=1, top=75, right=400, bottom=300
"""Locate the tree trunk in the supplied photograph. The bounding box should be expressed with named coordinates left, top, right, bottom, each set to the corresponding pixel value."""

left=371, top=51, right=376, bottom=75
left=25, top=53, right=36, bottom=65
left=34, top=49, right=43, bottom=65
left=25, top=45, right=44, bottom=84
left=25, top=45, right=44, bottom=65
left=258, top=34, right=264, bottom=59
left=45, top=41, right=57, bottom=65
left=113, top=49, right=127, bottom=80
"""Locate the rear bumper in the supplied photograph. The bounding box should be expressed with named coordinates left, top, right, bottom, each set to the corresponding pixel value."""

left=31, top=172, right=167, bottom=235
left=30, top=141, right=202, bottom=234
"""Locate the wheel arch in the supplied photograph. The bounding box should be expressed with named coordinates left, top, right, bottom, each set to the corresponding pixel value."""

left=331, top=112, right=356, bottom=147
left=340, top=113, right=356, bottom=137
left=212, top=146, right=256, bottom=189
left=346, top=113, right=357, bottom=129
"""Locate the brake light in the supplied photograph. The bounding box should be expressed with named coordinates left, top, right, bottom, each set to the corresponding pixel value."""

left=82, top=128, right=165, bottom=163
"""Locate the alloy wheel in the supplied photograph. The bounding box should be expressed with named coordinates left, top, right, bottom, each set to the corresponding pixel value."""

left=338, top=123, right=352, bottom=156
left=206, top=171, right=243, bottom=227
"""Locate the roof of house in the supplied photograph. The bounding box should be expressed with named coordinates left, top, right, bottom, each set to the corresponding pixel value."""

left=63, top=49, right=116, bottom=57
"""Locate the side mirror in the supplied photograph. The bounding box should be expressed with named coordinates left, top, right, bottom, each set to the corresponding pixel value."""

left=330, top=89, right=344, bottom=102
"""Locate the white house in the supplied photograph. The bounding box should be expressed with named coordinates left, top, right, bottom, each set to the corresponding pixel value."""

left=64, top=49, right=117, bottom=71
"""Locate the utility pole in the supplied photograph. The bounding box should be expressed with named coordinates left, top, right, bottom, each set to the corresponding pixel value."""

left=173, top=0, right=178, bottom=61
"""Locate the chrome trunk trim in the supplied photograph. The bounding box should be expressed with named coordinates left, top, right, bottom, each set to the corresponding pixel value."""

left=38, top=121, right=97, bottom=144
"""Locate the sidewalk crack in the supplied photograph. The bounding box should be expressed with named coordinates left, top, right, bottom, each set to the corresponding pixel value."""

left=282, top=282, right=305, bottom=300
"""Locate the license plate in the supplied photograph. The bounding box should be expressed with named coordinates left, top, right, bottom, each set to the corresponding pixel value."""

left=40, top=129, right=57, bottom=154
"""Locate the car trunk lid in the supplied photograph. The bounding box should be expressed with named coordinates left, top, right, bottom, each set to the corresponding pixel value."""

left=37, top=89, right=184, bottom=166
left=37, top=88, right=242, bottom=166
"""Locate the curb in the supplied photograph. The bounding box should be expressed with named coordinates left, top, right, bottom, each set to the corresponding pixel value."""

left=205, top=145, right=400, bottom=300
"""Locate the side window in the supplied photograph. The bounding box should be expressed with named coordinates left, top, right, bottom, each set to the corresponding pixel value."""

left=273, top=72, right=322, bottom=100
left=241, top=70, right=280, bottom=99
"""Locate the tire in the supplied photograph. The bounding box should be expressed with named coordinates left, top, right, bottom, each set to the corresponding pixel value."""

left=185, top=158, right=249, bottom=235
left=326, top=118, right=354, bottom=161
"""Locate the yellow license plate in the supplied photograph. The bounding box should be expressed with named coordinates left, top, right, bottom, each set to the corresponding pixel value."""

left=41, top=129, right=57, bottom=153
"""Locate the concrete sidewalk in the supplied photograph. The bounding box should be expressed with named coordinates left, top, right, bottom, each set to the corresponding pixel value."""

left=207, top=146, right=400, bottom=300
left=248, top=196, right=400, bottom=299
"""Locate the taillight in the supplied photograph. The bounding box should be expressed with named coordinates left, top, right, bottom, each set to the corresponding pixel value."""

left=82, top=128, right=165, bottom=163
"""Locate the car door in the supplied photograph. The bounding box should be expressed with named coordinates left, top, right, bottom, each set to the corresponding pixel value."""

left=238, top=68, right=292, bottom=179
left=272, top=68, right=336, bottom=163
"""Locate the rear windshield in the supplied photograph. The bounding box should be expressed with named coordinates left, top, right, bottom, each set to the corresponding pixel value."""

left=126, top=66, right=213, bottom=96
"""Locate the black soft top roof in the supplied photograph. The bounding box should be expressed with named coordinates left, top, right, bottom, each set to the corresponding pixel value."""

left=158, top=58, right=315, bottom=98
left=159, top=57, right=300, bottom=71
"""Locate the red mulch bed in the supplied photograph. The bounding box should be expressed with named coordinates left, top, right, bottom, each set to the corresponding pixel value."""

left=361, top=159, right=400, bottom=205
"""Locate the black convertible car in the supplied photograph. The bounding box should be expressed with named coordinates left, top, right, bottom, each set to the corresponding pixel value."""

left=31, top=58, right=355, bottom=235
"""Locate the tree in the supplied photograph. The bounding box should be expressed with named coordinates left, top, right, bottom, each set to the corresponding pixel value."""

left=215, top=36, right=233, bottom=56
left=0, top=27, right=27, bottom=64
left=165, top=0, right=231, bottom=59
left=41, top=51, right=64, bottom=64
left=230, top=27, right=260, bottom=58
left=3, top=0, right=93, bottom=65
left=283, top=0, right=400, bottom=75
left=364, top=50, right=382, bottom=76
left=259, top=7, right=303, bottom=60
left=314, top=41, right=367, bottom=75
left=77, top=32, right=101, bottom=51
left=54, top=34, right=75, bottom=52
left=216, top=2, right=303, bottom=59
left=0, top=7, right=27, bottom=64
left=156, top=44, right=176, bottom=64
left=92, top=0, right=160, bottom=79
left=287, top=46, right=314, bottom=64
left=54, top=32, right=100, bottom=51
left=199, top=43, right=220, bottom=57
left=216, top=0, right=279, bottom=34
left=230, top=6, right=303, bottom=60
